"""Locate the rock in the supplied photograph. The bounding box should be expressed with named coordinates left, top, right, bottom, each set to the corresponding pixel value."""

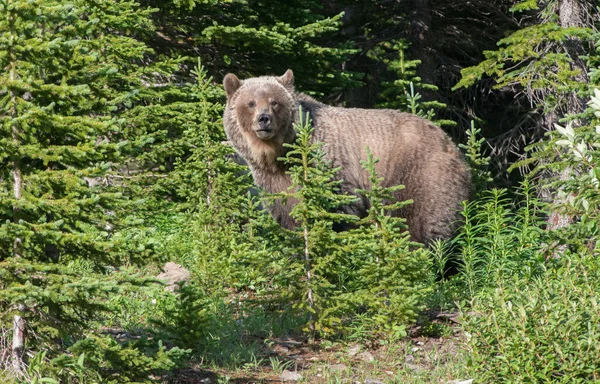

left=280, top=370, right=302, bottom=381
left=364, top=379, right=385, bottom=384
left=348, top=345, right=361, bottom=356
left=357, top=351, right=375, bottom=362
left=156, top=262, right=191, bottom=292
left=328, top=363, right=347, bottom=371
left=405, top=354, right=415, bottom=363
left=272, top=344, right=290, bottom=355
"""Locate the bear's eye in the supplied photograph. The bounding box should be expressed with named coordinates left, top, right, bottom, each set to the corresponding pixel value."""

left=247, top=100, right=256, bottom=108
left=270, top=100, right=278, bottom=107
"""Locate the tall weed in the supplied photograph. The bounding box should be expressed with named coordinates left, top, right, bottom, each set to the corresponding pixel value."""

left=450, top=181, right=545, bottom=300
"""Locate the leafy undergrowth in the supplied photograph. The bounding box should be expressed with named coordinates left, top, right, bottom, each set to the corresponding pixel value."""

left=82, top=256, right=468, bottom=384
left=89, top=269, right=469, bottom=384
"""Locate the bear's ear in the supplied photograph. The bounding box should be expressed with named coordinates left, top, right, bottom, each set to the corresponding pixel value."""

left=277, top=69, right=294, bottom=89
left=223, top=73, right=242, bottom=99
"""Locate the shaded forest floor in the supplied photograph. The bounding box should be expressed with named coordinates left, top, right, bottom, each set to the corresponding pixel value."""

left=136, top=262, right=469, bottom=384
left=161, top=314, right=467, bottom=384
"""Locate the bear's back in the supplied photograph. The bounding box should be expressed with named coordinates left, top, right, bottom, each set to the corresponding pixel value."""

left=299, top=101, right=471, bottom=243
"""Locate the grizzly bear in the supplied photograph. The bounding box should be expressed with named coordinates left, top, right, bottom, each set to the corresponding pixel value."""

left=223, top=69, right=471, bottom=244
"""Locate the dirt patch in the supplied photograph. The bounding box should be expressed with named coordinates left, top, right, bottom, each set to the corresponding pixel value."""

left=162, top=327, right=465, bottom=383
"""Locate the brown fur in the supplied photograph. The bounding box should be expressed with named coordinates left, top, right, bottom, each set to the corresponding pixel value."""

left=223, top=70, right=471, bottom=244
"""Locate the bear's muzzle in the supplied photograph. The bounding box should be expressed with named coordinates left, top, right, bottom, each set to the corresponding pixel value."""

left=258, top=113, right=272, bottom=129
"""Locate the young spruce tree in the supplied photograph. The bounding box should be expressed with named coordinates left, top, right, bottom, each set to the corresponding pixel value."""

left=262, top=109, right=432, bottom=340
left=342, top=149, right=432, bottom=336
left=373, top=41, right=454, bottom=127
left=271, top=108, right=358, bottom=339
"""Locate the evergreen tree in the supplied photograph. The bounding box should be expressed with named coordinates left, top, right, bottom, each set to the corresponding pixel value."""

left=341, top=149, right=432, bottom=335
left=372, top=41, right=455, bottom=127
left=156, top=59, right=259, bottom=291
left=271, top=108, right=358, bottom=339
left=459, top=122, right=494, bottom=193
left=0, top=0, right=182, bottom=377
left=246, top=110, right=432, bottom=340
left=116, top=56, right=234, bottom=267
left=455, top=0, right=595, bottom=124
left=139, top=0, right=360, bottom=98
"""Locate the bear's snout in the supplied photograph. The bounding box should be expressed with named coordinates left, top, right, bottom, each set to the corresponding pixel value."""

left=254, top=112, right=276, bottom=140
left=257, top=113, right=272, bottom=130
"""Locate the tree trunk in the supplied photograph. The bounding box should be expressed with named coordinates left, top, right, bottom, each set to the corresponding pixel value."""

left=11, top=312, right=25, bottom=373
left=12, top=162, right=22, bottom=257
left=303, top=225, right=315, bottom=343
left=8, top=5, right=26, bottom=374
left=546, top=0, right=588, bottom=235
left=558, top=0, right=588, bottom=118
left=341, top=5, right=373, bottom=108
left=9, top=4, right=22, bottom=259
left=409, top=0, right=437, bottom=102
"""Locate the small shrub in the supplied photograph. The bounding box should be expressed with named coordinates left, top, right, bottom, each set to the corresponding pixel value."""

left=251, top=108, right=432, bottom=340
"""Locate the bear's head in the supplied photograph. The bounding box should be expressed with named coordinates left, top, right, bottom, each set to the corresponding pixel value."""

left=223, top=70, right=298, bottom=169
left=223, top=70, right=296, bottom=142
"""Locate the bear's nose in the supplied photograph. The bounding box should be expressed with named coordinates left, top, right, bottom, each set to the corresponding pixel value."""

left=258, top=113, right=271, bottom=129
